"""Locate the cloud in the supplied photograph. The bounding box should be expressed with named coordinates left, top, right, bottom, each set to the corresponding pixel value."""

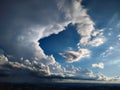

left=0, top=0, right=71, bottom=77
left=107, top=59, right=120, bottom=65
left=117, top=21, right=120, bottom=28
left=0, top=55, right=66, bottom=78
left=69, top=67, right=96, bottom=79
left=88, top=37, right=105, bottom=47
left=95, top=72, right=110, bottom=81
left=0, top=54, right=50, bottom=76
left=0, top=0, right=71, bottom=60
left=88, top=30, right=105, bottom=47
left=57, top=0, right=105, bottom=63
left=0, top=0, right=108, bottom=82
left=1, top=54, right=118, bottom=82
left=92, top=62, right=104, bottom=69
left=112, top=76, right=120, bottom=81
left=23, top=59, right=32, bottom=66
left=60, top=49, right=90, bottom=63
left=0, top=55, right=8, bottom=65
left=58, top=0, right=105, bottom=47
left=117, top=34, right=120, bottom=40
left=101, top=46, right=114, bottom=57
left=58, top=0, right=94, bottom=45
left=0, top=0, right=104, bottom=63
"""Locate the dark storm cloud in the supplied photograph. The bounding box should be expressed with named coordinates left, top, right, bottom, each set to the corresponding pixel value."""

left=0, top=57, right=51, bottom=83
left=0, top=65, right=47, bottom=83
left=0, top=0, right=105, bottom=61
left=0, top=0, right=69, bottom=59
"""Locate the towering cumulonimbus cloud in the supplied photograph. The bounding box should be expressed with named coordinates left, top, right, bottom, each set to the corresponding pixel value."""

left=0, top=0, right=70, bottom=60
left=0, top=0, right=71, bottom=77
left=0, top=0, right=106, bottom=80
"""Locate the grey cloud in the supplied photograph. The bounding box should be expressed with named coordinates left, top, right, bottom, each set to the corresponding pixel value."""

left=60, top=49, right=90, bottom=63
left=0, top=0, right=104, bottom=68
left=0, top=54, right=50, bottom=76
left=0, top=0, right=70, bottom=60
left=0, top=54, right=115, bottom=82
left=60, top=52, right=78, bottom=60
left=0, top=55, right=8, bottom=65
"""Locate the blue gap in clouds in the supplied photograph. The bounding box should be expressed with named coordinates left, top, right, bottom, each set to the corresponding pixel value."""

left=39, top=24, right=80, bottom=63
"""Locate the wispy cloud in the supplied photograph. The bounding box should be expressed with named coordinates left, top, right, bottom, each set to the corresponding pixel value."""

left=101, top=46, right=114, bottom=57
left=107, top=59, right=120, bottom=65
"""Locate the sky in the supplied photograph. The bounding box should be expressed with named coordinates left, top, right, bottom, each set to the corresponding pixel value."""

left=0, top=0, right=120, bottom=83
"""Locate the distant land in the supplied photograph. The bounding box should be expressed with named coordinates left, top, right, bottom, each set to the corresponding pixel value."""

left=0, top=79, right=120, bottom=90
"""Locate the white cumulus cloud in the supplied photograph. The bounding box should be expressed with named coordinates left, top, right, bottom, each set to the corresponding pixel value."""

left=92, top=62, right=104, bottom=69
left=58, top=0, right=105, bottom=47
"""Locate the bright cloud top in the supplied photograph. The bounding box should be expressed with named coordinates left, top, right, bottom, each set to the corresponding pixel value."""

left=92, top=62, right=104, bottom=69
